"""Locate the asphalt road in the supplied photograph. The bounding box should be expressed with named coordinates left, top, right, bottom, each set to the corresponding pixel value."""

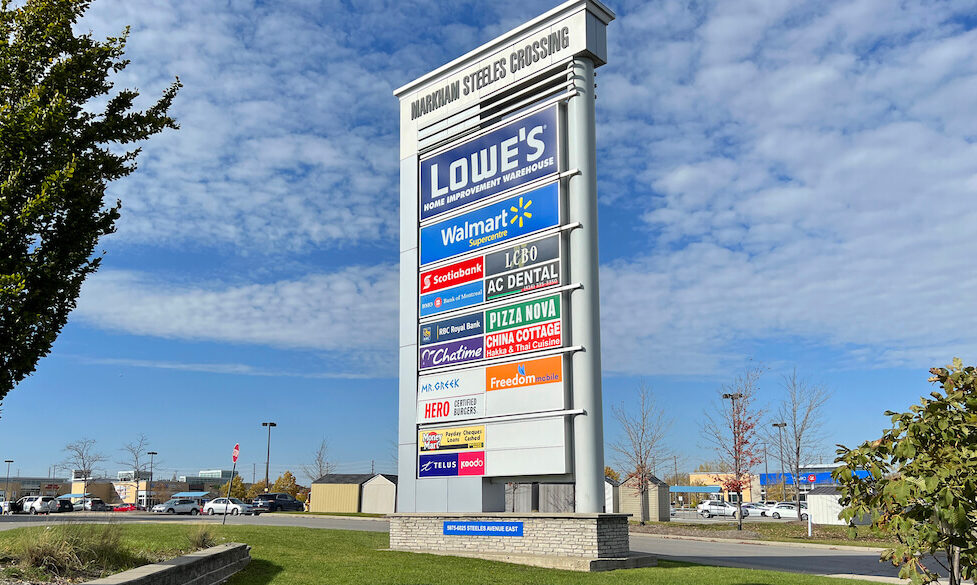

left=0, top=512, right=946, bottom=582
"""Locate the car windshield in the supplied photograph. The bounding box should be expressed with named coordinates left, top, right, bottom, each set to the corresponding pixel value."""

left=255, top=495, right=273, bottom=500
left=162, top=500, right=178, bottom=506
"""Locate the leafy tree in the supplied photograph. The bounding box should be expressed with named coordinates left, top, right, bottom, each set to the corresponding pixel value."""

left=271, top=471, right=300, bottom=497
left=603, top=466, right=620, bottom=483
left=0, top=0, right=180, bottom=399
left=219, top=475, right=247, bottom=500
left=245, top=480, right=268, bottom=500
left=835, top=358, right=977, bottom=585
left=701, top=366, right=764, bottom=530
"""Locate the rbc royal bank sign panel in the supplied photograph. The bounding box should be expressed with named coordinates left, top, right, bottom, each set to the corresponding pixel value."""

left=419, top=106, right=558, bottom=221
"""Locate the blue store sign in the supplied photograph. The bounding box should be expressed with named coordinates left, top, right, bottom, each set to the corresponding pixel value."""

left=420, top=106, right=558, bottom=220
left=420, top=181, right=560, bottom=266
left=443, top=521, right=524, bottom=536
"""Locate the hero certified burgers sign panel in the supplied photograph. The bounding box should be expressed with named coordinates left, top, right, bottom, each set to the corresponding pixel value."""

left=420, top=106, right=558, bottom=221
left=419, top=181, right=560, bottom=266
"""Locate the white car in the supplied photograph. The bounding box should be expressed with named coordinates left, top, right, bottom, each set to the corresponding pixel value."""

left=697, top=500, right=749, bottom=518
left=203, top=497, right=258, bottom=516
left=152, top=498, right=201, bottom=515
left=769, top=502, right=808, bottom=520
left=19, top=495, right=58, bottom=515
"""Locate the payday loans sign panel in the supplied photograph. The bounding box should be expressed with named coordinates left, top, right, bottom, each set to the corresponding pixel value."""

left=418, top=294, right=562, bottom=370
left=419, top=181, right=559, bottom=266
left=420, top=106, right=558, bottom=220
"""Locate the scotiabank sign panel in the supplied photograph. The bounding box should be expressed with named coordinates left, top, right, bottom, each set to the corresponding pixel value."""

left=420, top=256, right=484, bottom=295
left=419, top=106, right=558, bottom=220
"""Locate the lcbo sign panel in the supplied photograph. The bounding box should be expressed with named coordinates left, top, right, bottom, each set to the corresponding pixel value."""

left=420, top=106, right=558, bottom=220
left=419, top=181, right=560, bottom=266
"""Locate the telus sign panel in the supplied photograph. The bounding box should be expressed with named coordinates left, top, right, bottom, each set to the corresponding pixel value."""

left=420, top=106, right=558, bottom=220
left=419, top=181, right=559, bottom=266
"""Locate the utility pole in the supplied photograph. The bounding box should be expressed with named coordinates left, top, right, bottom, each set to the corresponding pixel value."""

left=252, top=463, right=256, bottom=485
left=722, top=392, right=745, bottom=531
left=4, top=460, right=12, bottom=513
left=773, top=422, right=787, bottom=502
left=147, top=451, right=157, bottom=510
left=261, top=422, right=277, bottom=491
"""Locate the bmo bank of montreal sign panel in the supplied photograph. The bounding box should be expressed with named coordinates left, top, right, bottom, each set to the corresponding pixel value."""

left=419, top=106, right=558, bottom=221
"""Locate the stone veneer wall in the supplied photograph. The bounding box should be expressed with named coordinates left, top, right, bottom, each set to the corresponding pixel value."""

left=389, top=513, right=629, bottom=558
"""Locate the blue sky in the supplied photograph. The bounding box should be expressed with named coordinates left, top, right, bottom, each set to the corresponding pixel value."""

left=3, top=0, right=976, bottom=483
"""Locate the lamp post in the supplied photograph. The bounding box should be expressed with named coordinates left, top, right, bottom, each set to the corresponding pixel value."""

left=262, top=422, right=277, bottom=491
left=147, top=451, right=157, bottom=510
left=722, top=392, right=745, bottom=530
left=772, top=422, right=787, bottom=502
left=3, top=460, right=12, bottom=514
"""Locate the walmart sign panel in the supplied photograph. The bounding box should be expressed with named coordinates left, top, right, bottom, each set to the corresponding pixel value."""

left=420, top=106, right=558, bottom=220
left=420, top=181, right=560, bottom=266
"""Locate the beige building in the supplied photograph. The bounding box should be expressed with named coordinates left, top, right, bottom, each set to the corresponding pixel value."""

left=310, top=474, right=397, bottom=514
left=619, top=475, right=670, bottom=522
left=687, top=472, right=762, bottom=503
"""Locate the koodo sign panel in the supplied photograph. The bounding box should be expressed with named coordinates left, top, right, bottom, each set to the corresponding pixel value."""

left=420, top=106, right=558, bottom=220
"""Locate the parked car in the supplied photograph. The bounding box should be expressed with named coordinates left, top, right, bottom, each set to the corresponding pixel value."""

left=250, top=493, right=303, bottom=512
left=112, top=503, right=140, bottom=512
left=204, top=497, right=258, bottom=516
left=696, top=500, right=749, bottom=519
left=53, top=498, right=74, bottom=513
left=18, top=495, right=58, bottom=515
left=151, top=498, right=201, bottom=515
left=78, top=497, right=109, bottom=511
left=769, top=502, right=808, bottom=520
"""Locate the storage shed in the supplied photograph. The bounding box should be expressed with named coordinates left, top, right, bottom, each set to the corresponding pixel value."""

left=619, top=475, right=670, bottom=522
left=807, top=486, right=870, bottom=526
left=361, top=474, right=397, bottom=514
left=310, top=474, right=373, bottom=513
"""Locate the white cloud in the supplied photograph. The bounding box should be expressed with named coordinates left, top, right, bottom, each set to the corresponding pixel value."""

left=75, top=357, right=376, bottom=380
left=594, top=0, right=977, bottom=374
left=75, top=266, right=399, bottom=375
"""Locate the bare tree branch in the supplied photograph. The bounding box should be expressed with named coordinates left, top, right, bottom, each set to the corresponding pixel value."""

left=768, top=368, right=831, bottom=519
left=62, top=438, right=107, bottom=501
left=700, top=365, right=765, bottom=530
left=300, top=439, right=334, bottom=483
left=610, top=381, right=672, bottom=523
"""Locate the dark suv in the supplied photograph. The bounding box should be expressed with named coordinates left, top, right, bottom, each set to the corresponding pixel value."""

left=251, top=493, right=303, bottom=512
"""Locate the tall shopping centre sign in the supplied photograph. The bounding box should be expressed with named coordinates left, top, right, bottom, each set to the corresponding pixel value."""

left=394, top=0, right=614, bottom=514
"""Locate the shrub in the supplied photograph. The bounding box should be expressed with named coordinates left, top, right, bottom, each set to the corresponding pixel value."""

left=186, top=525, right=218, bottom=550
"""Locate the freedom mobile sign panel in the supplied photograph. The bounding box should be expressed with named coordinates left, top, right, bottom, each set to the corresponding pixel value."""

left=395, top=0, right=613, bottom=514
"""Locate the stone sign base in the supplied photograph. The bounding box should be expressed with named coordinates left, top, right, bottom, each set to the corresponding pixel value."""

left=388, top=513, right=654, bottom=572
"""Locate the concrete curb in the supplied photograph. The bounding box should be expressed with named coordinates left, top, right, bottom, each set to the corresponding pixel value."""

left=85, top=543, right=250, bottom=584
left=629, top=531, right=888, bottom=553
left=278, top=513, right=388, bottom=522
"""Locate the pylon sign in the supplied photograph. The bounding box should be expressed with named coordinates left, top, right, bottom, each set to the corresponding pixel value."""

left=394, top=0, right=614, bottom=514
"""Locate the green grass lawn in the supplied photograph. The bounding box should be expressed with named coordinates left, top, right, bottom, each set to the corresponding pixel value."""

left=0, top=524, right=885, bottom=584
left=277, top=511, right=386, bottom=518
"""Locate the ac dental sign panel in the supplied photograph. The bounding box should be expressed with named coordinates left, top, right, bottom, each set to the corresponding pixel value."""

left=419, top=181, right=560, bottom=266
left=420, top=106, right=558, bottom=220
left=419, top=234, right=561, bottom=317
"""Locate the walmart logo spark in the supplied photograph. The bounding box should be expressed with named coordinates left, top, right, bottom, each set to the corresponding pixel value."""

left=510, top=197, right=533, bottom=228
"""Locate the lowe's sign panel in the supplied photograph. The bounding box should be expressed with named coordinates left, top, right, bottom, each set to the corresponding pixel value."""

left=420, top=106, right=558, bottom=220
left=420, top=182, right=560, bottom=266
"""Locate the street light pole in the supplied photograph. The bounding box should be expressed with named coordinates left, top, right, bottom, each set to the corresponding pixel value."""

left=4, top=460, right=12, bottom=514
left=147, top=452, right=157, bottom=510
left=262, top=422, right=277, bottom=491
left=721, top=392, right=745, bottom=531
left=772, top=422, right=787, bottom=503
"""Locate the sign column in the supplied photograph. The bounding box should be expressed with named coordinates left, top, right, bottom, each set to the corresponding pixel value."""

left=567, top=56, right=605, bottom=513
